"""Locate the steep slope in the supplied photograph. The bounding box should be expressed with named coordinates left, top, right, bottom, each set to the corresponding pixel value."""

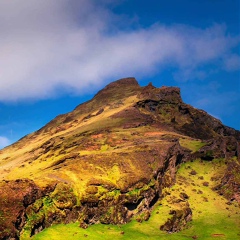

left=0, top=77, right=239, bottom=239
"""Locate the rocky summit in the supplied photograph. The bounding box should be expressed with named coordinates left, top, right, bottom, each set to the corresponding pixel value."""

left=0, top=77, right=239, bottom=239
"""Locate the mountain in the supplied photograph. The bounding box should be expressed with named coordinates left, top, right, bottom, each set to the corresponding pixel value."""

left=0, top=77, right=239, bottom=239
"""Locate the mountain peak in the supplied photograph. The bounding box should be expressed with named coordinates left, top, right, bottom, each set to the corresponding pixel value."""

left=97, top=77, right=140, bottom=94
left=93, top=77, right=141, bottom=102
left=104, top=77, right=139, bottom=89
left=0, top=77, right=240, bottom=239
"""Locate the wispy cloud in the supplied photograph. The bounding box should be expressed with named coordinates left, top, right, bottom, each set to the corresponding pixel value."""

left=0, top=0, right=239, bottom=101
left=224, top=54, right=240, bottom=71
left=0, top=136, right=10, bottom=149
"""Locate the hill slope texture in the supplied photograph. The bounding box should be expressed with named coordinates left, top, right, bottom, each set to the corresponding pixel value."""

left=0, top=77, right=239, bottom=239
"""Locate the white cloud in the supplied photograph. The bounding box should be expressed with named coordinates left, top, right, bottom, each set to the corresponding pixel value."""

left=0, top=136, right=11, bottom=149
left=0, top=0, right=239, bottom=101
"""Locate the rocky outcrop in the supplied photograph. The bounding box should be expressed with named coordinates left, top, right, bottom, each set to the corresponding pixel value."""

left=160, top=201, right=192, bottom=233
left=136, top=90, right=240, bottom=141
left=0, top=140, right=187, bottom=239
left=215, top=159, right=240, bottom=203
left=198, top=136, right=239, bottom=160
left=0, top=179, right=55, bottom=239
left=174, top=104, right=240, bottom=141
left=139, top=83, right=182, bottom=104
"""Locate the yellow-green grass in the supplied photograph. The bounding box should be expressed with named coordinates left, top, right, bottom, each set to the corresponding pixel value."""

left=0, top=95, right=137, bottom=181
left=28, top=159, right=240, bottom=240
left=179, top=138, right=207, bottom=152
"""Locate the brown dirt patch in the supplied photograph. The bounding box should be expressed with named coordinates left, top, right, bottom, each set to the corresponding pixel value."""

left=91, top=134, right=103, bottom=139
left=211, top=233, right=225, bottom=237
left=144, top=132, right=164, bottom=136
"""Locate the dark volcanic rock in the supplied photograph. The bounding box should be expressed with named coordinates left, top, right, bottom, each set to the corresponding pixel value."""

left=198, top=136, right=239, bottom=160
left=216, top=159, right=240, bottom=203
left=0, top=179, right=53, bottom=239
left=139, top=84, right=182, bottom=104
left=160, top=202, right=192, bottom=233
left=175, top=105, right=240, bottom=141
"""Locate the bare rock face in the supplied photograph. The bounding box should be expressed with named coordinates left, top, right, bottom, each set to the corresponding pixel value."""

left=0, top=179, right=54, bottom=239
left=0, top=77, right=239, bottom=238
left=215, top=159, right=240, bottom=203
left=198, top=136, right=239, bottom=160
left=139, top=83, right=182, bottom=104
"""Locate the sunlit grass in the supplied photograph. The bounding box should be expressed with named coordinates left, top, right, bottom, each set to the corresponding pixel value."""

left=179, top=138, right=206, bottom=152
left=29, top=159, right=240, bottom=240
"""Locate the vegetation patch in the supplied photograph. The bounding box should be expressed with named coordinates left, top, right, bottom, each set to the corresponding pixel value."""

left=30, top=158, right=240, bottom=240
left=179, top=138, right=206, bottom=153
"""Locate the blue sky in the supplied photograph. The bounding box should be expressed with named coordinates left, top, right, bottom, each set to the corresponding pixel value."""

left=0, top=0, right=239, bottom=149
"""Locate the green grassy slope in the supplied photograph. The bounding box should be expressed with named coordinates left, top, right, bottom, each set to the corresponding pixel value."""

left=30, top=158, right=240, bottom=240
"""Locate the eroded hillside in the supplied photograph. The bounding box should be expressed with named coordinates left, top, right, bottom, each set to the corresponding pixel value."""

left=0, top=78, right=239, bottom=239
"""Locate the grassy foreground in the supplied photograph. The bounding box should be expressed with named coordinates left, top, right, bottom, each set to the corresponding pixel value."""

left=26, top=158, right=240, bottom=240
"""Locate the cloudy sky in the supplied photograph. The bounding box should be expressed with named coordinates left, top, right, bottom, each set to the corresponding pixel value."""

left=0, top=0, right=239, bottom=149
